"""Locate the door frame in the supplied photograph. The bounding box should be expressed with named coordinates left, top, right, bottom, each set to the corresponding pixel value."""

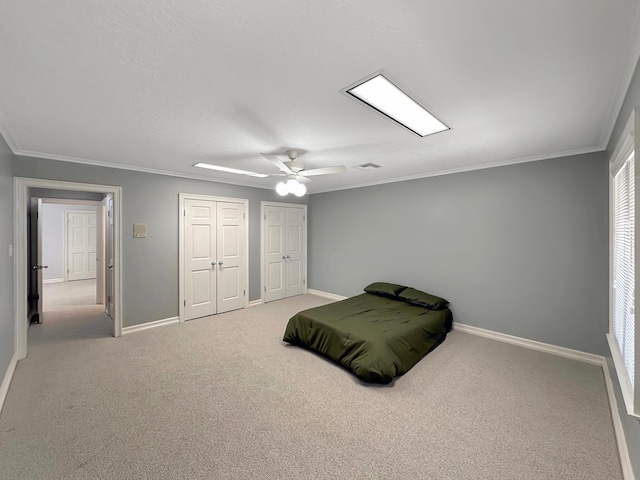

left=260, top=201, right=308, bottom=304
left=14, top=177, right=123, bottom=360
left=178, top=193, right=249, bottom=323
left=39, top=199, right=102, bottom=295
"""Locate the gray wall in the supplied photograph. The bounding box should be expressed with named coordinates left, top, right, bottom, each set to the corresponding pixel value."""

left=31, top=188, right=104, bottom=201
left=0, top=135, right=14, bottom=385
left=606, top=55, right=640, bottom=477
left=13, top=157, right=306, bottom=327
left=41, top=203, right=98, bottom=281
left=309, top=152, right=609, bottom=356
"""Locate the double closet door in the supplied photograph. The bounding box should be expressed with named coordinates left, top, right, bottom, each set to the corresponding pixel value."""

left=183, top=196, right=247, bottom=321
left=263, top=203, right=306, bottom=303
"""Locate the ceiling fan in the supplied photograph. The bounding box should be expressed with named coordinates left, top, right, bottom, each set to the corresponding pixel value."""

left=260, top=150, right=347, bottom=197
left=194, top=149, right=347, bottom=196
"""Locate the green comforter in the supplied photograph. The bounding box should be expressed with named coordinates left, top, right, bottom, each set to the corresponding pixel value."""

left=283, top=293, right=452, bottom=384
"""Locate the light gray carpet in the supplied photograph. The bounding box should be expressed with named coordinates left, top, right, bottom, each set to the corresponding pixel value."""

left=43, top=279, right=97, bottom=310
left=0, top=294, right=622, bottom=479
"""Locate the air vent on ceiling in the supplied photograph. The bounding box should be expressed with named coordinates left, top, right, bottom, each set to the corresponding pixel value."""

left=354, top=162, right=382, bottom=170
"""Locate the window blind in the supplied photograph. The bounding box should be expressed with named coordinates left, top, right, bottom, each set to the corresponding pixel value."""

left=614, top=152, right=635, bottom=386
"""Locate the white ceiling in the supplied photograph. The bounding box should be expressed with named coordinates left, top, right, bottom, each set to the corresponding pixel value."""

left=1, top=0, right=640, bottom=193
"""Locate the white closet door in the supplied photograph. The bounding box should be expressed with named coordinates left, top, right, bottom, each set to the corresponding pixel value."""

left=285, top=208, right=304, bottom=297
left=184, top=199, right=217, bottom=320
left=67, top=212, right=97, bottom=281
left=216, top=202, right=246, bottom=314
left=264, top=206, right=286, bottom=302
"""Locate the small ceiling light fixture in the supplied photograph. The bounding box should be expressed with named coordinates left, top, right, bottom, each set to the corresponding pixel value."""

left=276, top=176, right=306, bottom=197
left=193, top=162, right=269, bottom=178
left=343, top=73, right=449, bottom=137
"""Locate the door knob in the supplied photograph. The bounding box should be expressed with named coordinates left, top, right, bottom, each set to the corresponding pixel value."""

left=286, top=255, right=290, bottom=259
left=282, top=255, right=286, bottom=260
left=218, top=261, right=223, bottom=266
left=211, top=261, right=216, bottom=267
left=107, top=265, right=113, bottom=269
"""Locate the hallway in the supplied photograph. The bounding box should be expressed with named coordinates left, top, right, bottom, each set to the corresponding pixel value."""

left=43, top=278, right=98, bottom=310
left=31, top=279, right=111, bottom=347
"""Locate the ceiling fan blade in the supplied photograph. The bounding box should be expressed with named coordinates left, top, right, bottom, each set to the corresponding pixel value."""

left=296, top=175, right=312, bottom=183
left=261, top=153, right=293, bottom=175
left=298, top=165, right=347, bottom=177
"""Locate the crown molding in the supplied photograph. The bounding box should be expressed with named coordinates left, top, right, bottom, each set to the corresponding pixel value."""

left=311, top=145, right=604, bottom=194
left=13, top=149, right=274, bottom=191
left=0, top=125, right=609, bottom=195
left=0, top=111, right=19, bottom=153
left=11, top=144, right=604, bottom=196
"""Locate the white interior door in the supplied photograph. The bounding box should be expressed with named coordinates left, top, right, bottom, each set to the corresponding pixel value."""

left=216, top=202, right=246, bottom=314
left=263, top=204, right=306, bottom=303
left=264, top=205, right=286, bottom=303
left=96, top=202, right=105, bottom=305
left=36, top=199, right=44, bottom=321
left=285, top=208, right=304, bottom=297
left=66, top=211, right=97, bottom=281
left=30, top=198, right=46, bottom=323
left=184, top=198, right=217, bottom=320
left=105, top=194, right=115, bottom=319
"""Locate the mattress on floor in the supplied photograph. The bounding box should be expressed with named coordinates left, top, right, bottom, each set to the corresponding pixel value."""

left=283, top=293, right=452, bottom=384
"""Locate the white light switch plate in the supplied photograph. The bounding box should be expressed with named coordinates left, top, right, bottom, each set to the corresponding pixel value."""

left=133, top=224, right=147, bottom=238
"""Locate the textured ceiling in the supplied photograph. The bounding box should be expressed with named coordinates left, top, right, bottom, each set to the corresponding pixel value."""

left=1, top=0, right=640, bottom=192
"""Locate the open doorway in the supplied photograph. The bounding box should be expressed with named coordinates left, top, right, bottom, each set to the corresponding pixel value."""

left=15, top=178, right=122, bottom=361
left=36, top=199, right=102, bottom=325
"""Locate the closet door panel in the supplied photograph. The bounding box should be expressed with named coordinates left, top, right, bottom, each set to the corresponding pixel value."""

left=264, top=206, right=286, bottom=302
left=184, top=199, right=217, bottom=320
left=216, top=202, right=246, bottom=314
left=285, top=208, right=304, bottom=297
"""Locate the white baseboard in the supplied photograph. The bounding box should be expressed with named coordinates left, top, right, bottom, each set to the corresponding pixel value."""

left=0, top=352, right=18, bottom=416
left=122, top=316, right=179, bottom=335
left=454, top=322, right=605, bottom=366
left=603, top=361, right=635, bottom=480
left=43, top=278, right=64, bottom=284
left=248, top=299, right=263, bottom=307
left=307, top=289, right=348, bottom=301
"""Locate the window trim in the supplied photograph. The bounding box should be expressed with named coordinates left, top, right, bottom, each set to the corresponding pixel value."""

left=608, top=108, right=640, bottom=418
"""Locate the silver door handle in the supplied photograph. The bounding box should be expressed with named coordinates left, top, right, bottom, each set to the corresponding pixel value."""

left=218, top=261, right=223, bottom=266
left=286, top=255, right=290, bottom=259
left=107, top=265, right=113, bottom=269
left=211, top=261, right=216, bottom=267
left=32, top=265, right=48, bottom=270
left=282, top=255, right=286, bottom=260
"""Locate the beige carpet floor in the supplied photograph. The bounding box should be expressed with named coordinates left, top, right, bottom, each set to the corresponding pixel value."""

left=43, top=279, right=97, bottom=311
left=0, top=294, right=622, bottom=479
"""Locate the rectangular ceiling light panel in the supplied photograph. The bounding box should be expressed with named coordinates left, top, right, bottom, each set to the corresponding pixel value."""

left=346, top=74, right=448, bottom=137
left=194, top=163, right=269, bottom=178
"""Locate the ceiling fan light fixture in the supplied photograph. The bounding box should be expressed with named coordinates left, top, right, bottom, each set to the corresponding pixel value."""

left=275, top=176, right=307, bottom=196
left=344, top=73, right=449, bottom=137
left=286, top=177, right=300, bottom=190
left=193, top=162, right=269, bottom=178
left=293, top=182, right=307, bottom=197
left=276, top=181, right=289, bottom=196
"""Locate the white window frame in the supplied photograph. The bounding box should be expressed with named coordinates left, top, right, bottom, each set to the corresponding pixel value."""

left=608, top=108, right=640, bottom=418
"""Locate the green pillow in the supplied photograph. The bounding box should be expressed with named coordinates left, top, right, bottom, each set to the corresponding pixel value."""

left=364, top=282, right=407, bottom=298
left=399, top=287, right=449, bottom=310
